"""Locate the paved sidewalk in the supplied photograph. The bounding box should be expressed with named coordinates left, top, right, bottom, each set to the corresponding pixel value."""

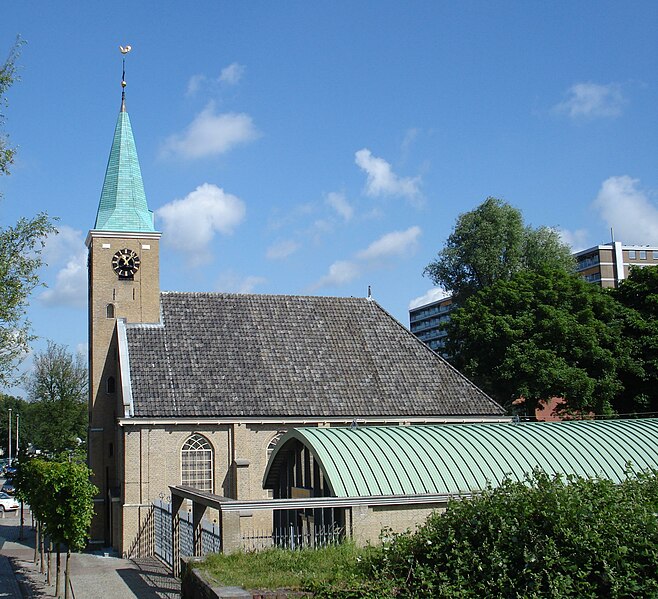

left=0, top=511, right=180, bottom=598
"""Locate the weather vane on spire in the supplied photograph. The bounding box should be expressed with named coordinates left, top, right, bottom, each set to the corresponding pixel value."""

left=119, top=45, right=132, bottom=111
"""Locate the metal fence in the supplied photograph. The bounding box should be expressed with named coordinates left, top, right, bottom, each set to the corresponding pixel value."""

left=152, top=499, right=222, bottom=569
left=242, top=507, right=346, bottom=552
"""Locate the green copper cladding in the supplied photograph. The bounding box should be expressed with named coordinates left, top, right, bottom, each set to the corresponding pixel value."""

left=94, top=110, right=155, bottom=232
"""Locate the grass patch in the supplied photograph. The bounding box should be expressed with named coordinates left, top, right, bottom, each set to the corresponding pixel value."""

left=198, top=542, right=373, bottom=592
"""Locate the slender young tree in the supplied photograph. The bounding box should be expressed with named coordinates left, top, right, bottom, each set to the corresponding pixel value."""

left=0, top=38, right=55, bottom=386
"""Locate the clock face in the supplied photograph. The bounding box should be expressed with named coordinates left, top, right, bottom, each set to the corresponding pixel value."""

left=112, top=248, right=141, bottom=278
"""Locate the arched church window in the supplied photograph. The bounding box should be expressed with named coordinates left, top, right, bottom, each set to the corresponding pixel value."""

left=106, top=376, right=116, bottom=394
left=106, top=304, right=115, bottom=318
left=181, top=434, right=213, bottom=492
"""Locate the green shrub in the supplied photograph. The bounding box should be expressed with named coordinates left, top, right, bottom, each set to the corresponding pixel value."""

left=362, top=469, right=658, bottom=598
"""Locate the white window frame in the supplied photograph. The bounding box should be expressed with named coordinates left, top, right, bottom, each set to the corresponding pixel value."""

left=181, top=433, right=213, bottom=493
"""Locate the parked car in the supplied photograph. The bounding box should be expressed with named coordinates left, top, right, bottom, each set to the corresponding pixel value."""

left=1, top=480, right=15, bottom=495
left=2, top=465, right=17, bottom=478
left=0, top=491, right=19, bottom=513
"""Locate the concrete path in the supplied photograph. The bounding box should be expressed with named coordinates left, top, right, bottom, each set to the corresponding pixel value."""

left=0, top=510, right=180, bottom=598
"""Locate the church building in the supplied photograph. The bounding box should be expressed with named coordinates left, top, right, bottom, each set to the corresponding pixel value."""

left=86, top=74, right=507, bottom=553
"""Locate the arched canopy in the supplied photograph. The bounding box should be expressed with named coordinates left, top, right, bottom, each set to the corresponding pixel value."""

left=263, top=420, right=658, bottom=497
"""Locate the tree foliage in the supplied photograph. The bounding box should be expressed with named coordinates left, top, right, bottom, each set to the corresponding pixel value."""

left=0, top=37, right=22, bottom=175
left=611, top=266, right=658, bottom=413
left=361, top=469, right=658, bottom=598
left=25, top=341, right=87, bottom=455
left=14, top=457, right=98, bottom=598
left=0, top=38, right=56, bottom=386
left=444, top=268, right=633, bottom=416
left=424, top=197, right=574, bottom=300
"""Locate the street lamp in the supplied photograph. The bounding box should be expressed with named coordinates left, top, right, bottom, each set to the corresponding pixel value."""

left=16, top=413, right=19, bottom=461
left=8, top=407, right=12, bottom=467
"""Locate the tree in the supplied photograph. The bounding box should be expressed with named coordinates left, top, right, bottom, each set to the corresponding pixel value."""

left=444, top=268, right=633, bottom=416
left=0, top=39, right=56, bottom=386
left=423, top=197, right=574, bottom=300
left=364, top=469, right=658, bottom=598
left=14, top=458, right=98, bottom=599
left=26, top=341, right=87, bottom=455
left=612, top=265, right=658, bottom=414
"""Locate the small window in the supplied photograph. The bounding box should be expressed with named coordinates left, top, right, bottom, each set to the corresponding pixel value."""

left=653, top=251, right=658, bottom=260
left=640, top=250, right=647, bottom=260
left=106, top=304, right=115, bottom=318
left=629, top=250, right=637, bottom=259
left=106, top=376, right=116, bottom=394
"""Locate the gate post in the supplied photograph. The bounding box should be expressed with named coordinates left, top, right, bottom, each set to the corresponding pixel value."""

left=171, top=494, right=184, bottom=576
left=220, top=510, right=242, bottom=554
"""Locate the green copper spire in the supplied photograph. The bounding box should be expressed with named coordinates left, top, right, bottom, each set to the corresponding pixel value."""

left=94, top=108, right=155, bottom=232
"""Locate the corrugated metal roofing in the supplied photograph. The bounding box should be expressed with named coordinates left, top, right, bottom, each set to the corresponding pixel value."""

left=263, top=420, right=658, bottom=497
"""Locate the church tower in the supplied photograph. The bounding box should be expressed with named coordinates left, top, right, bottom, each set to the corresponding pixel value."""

left=86, top=56, right=161, bottom=545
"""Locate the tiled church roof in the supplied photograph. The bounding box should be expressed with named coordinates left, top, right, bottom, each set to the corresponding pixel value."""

left=124, top=292, right=505, bottom=418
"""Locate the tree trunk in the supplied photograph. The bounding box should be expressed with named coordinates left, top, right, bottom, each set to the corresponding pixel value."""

left=19, top=502, right=24, bottom=540
left=64, top=549, right=71, bottom=599
left=56, top=543, right=61, bottom=598
left=33, top=520, right=38, bottom=564
left=46, top=539, right=51, bottom=586
left=39, top=523, right=45, bottom=574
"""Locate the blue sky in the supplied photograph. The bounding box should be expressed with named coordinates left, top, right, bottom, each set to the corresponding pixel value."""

left=3, top=1, right=658, bottom=392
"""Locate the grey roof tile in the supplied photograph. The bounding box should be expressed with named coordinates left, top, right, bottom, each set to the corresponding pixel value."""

left=125, top=292, right=505, bottom=418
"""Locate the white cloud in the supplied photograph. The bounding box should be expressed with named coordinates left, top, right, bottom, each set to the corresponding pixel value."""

left=215, top=272, right=266, bottom=294
left=40, top=252, right=87, bottom=308
left=554, top=82, right=625, bottom=119
left=186, top=74, right=206, bottom=97
left=592, top=176, right=658, bottom=244
left=401, top=128, right=419, bottom=161
left=355, top=148, right=421, bottom=200
left=558, top=228, right=590, bottom=252
left=39, top=226, right=87, bottom=309
left=311, top=260, right=361, bottom=290
left=409, top=287, right=451, bottom=310
left=157, top=183, right=246, bottom=265
left=161, top=103, right=260, bottom=159
left=266, top=239, right=300, bottom=260
left=357, top=226, right=421, bottom=261
left=311, top=226, right=422, bottom=291
left=325, top=192, right=353, bottom=222
left=219, top=63, right=245, bottom=85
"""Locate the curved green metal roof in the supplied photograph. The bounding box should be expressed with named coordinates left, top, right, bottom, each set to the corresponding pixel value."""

left=94, top=109, right=155, bottom=232
left=263, top=420, right=658, bottom=497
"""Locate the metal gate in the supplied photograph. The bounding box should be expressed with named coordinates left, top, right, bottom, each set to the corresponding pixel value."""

left=153, top=499, right=221, bottom=568
left=154, top=499, right=173, bottom=567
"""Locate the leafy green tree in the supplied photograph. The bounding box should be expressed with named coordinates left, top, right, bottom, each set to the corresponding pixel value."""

left=0, top=39, right=56, bottom=386
left=0, top=37, right=22, bottom=175
left=444, top=268, right=633, bottom=416
left=363, top=470, right=658, bottom=598
left=25, top=341, right=87, bottom=455
left=424, top=197, right=574, bottom=300
left=613, top=265, right=658, bottom=414
left=14, top=458, right=98, bottom=598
